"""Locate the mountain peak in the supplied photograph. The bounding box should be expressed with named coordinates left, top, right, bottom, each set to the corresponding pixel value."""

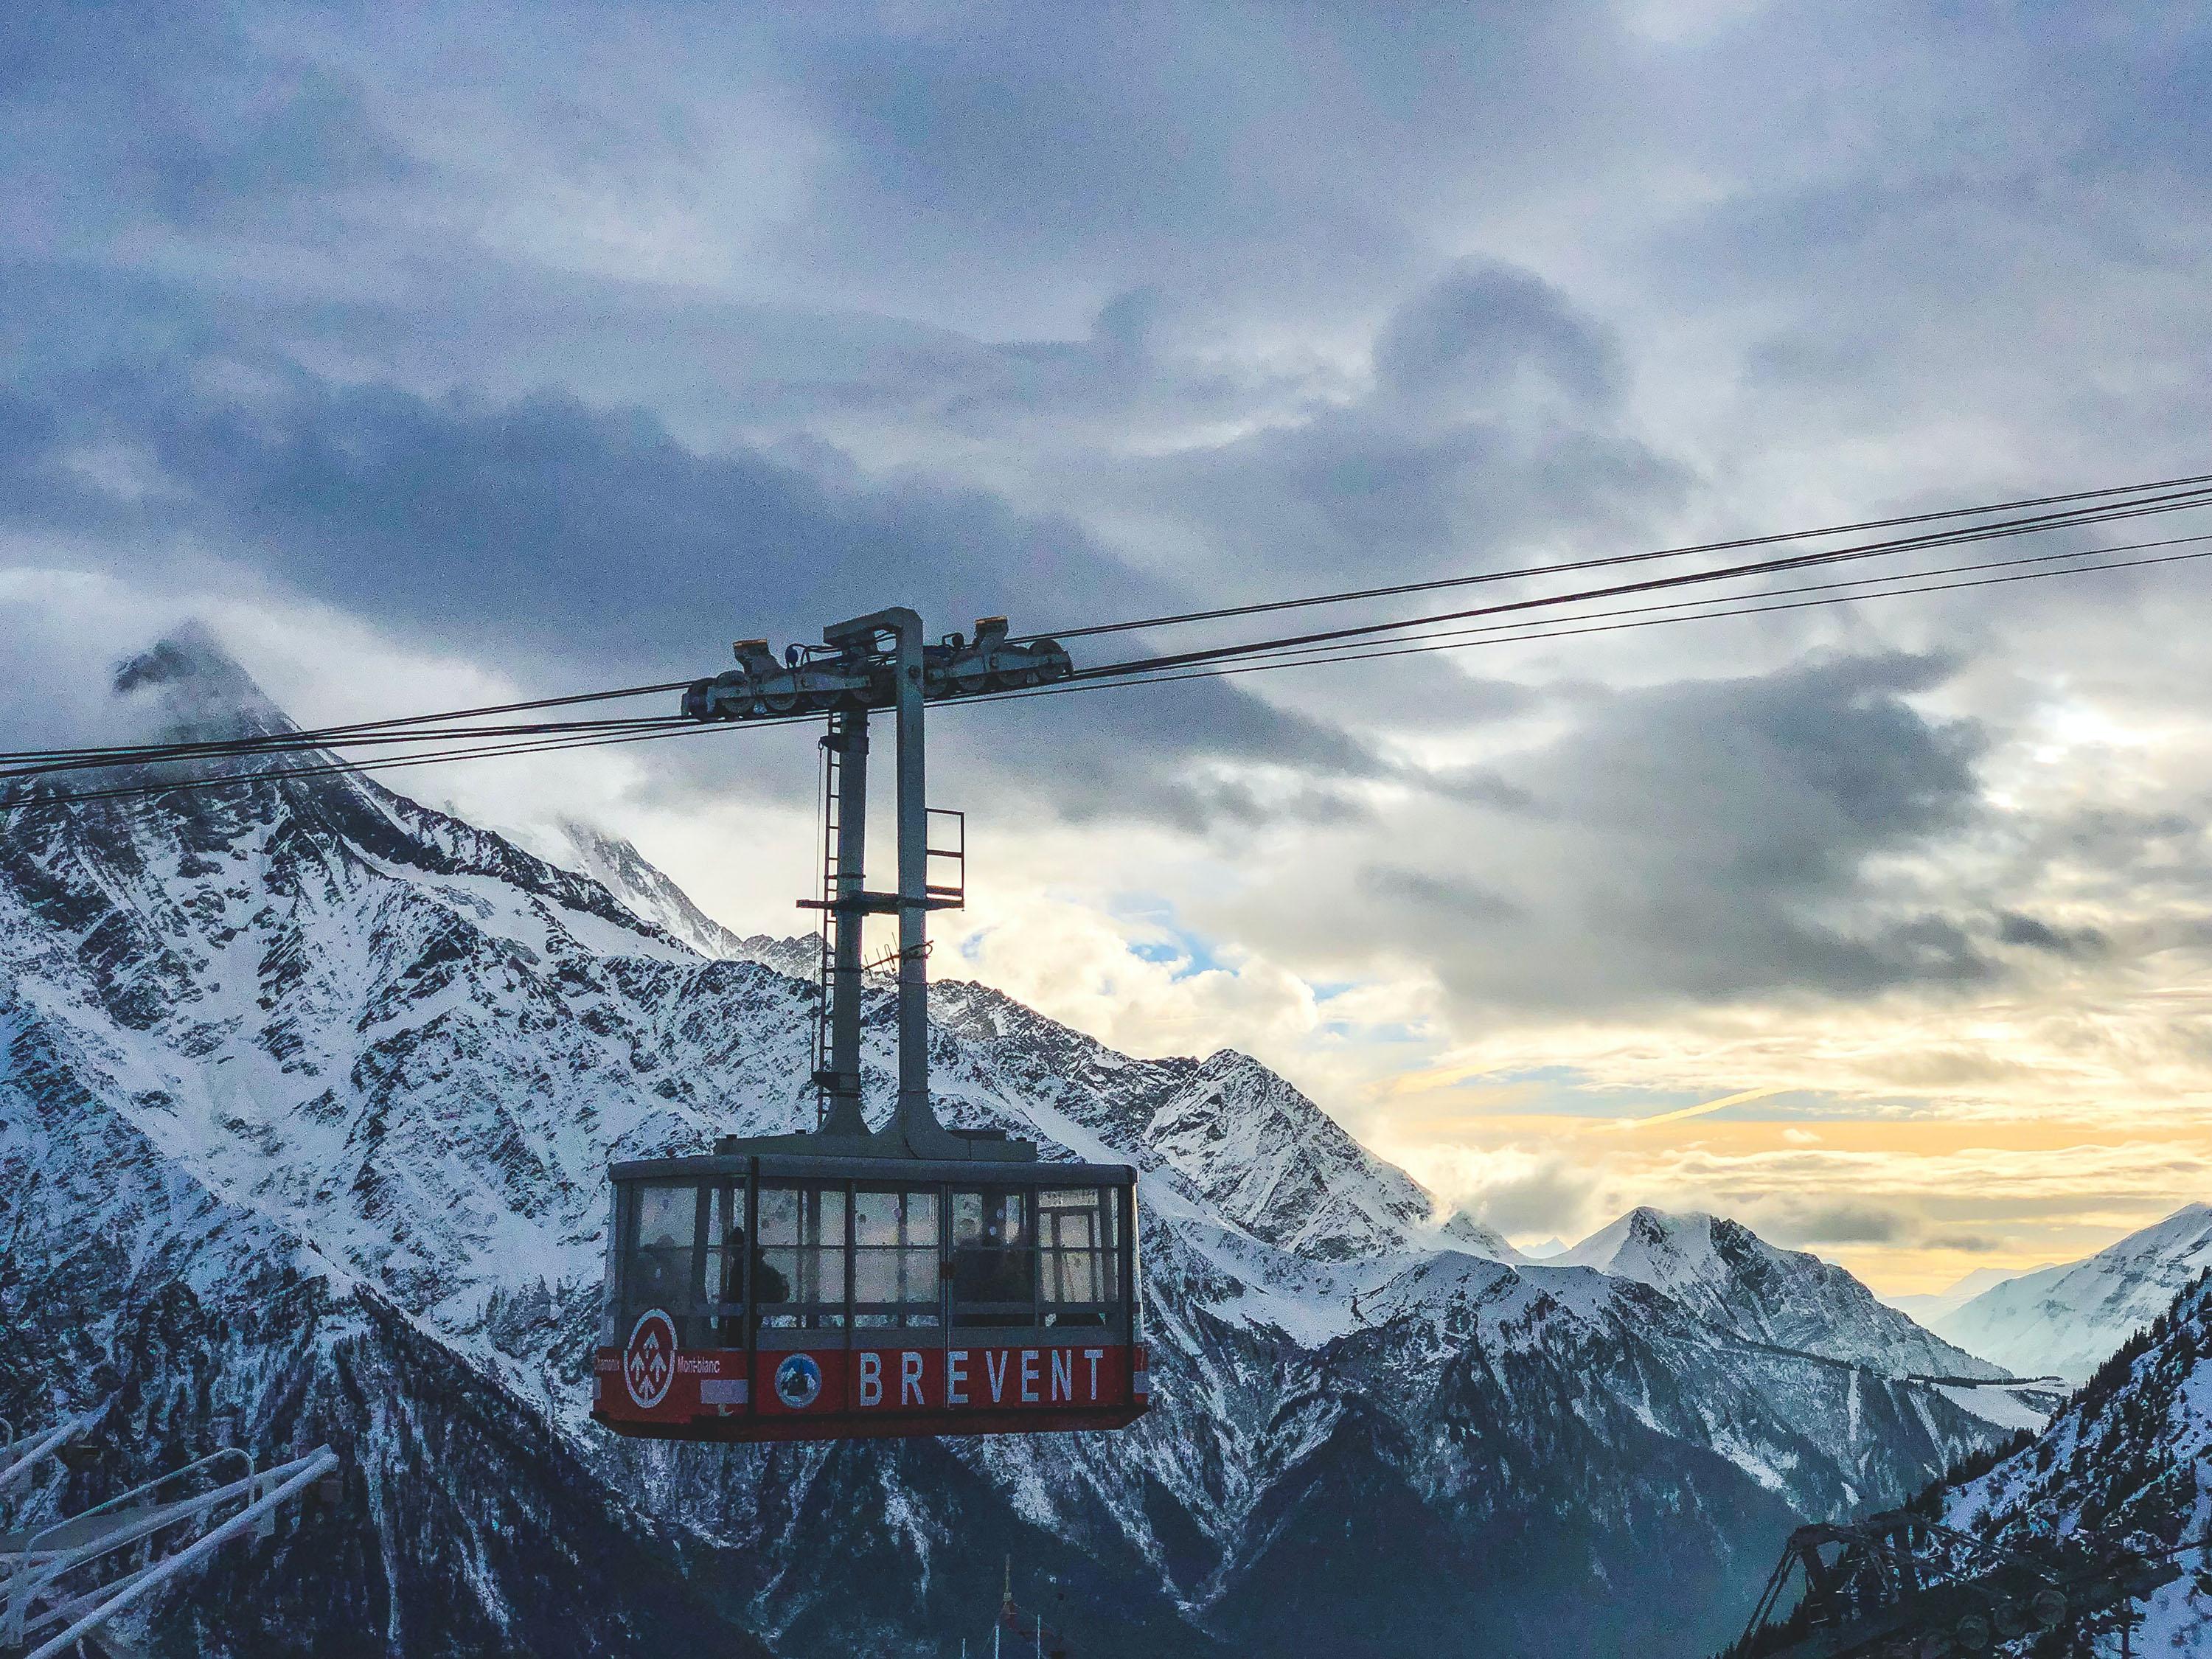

left=112, top=622, right=293, bottom=745
left=1562, top=1206, right=1719, bottom=1270
left=1628, top=1204, right=1712, bottom=1235
left=1935, top=1202, right=2212, bottom=1381
left=1561, top=1204, right=2003, bottom=1380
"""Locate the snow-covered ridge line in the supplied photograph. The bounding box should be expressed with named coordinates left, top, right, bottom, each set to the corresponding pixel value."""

left=1932, top=1203, right=2212, bottom=1382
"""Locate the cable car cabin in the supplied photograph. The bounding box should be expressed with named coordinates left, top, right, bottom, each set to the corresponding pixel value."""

left=605, top=603, right=1148, bottom=1443
left=591, top=1151, right=1149, bottom=1443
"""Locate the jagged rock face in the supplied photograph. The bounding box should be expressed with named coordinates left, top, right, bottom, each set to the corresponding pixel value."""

left=0, top=634, right=2019, bottom=1658
left=1935, top=1204, right=2212, bottom=1382
left=0, top=988, right=768, bottom=1659
left=1941, top=1271, right=2212, bottom=1649
left=1562, top=1207, right=2005, bottom=1379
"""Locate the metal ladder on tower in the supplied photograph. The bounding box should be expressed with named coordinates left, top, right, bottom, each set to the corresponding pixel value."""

left=810, top=728, right=842, bottom=1127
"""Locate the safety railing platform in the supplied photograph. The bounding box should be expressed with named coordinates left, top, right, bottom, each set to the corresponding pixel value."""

left=1, top=1431, right=338, bottom=1659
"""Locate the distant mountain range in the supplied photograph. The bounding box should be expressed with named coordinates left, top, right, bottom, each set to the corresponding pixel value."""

left=1927, top=1205, right=2212, bottom=1382
left=1882, top=1265, right=2045, bottom=1326
left=1561, top=1208, right=2001, bottom=1380
left=0, top=631, right=2040, bottom=1659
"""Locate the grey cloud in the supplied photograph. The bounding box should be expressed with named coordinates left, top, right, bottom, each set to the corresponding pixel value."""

left=782, top=7, right=1639, bottom=313
left=1752, top=1200, right=1913, bottom=1248
left=3, top=4, right=415, bottom=248
left=1374, top=264, right=1619, bottom=421
left=0, top=355, right=1147, bottom=674
left=1536, top=652, right=1981, bottom=857
left=1247, top=649, right=2000, bottom=1012
left=1741, top=1200, right=2007, bottom=1255
left=145, top=66, right=414, bottom=229
left=943, top=672, right=1387, bottom=835
left=1995, top=911, right=2108, bottom=959
left=1425, top=764, right=1541, bottom=813
left=1452, top=1155, right=1601, bottom=1240
left=1360, top=865, right=1523, bottom=926
left=0, top=333, right=1397, bottom=831
left=1129, top=262, right=1686, bottom=594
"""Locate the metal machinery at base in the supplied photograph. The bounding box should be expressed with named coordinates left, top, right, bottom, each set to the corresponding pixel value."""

left=1722, top=1507, right=2168, bottom=1659
left=590, top=608, right=1150, bottom=1444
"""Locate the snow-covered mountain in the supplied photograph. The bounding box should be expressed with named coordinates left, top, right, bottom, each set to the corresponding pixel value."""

left=1940, top=1267, right=2212, bottom=1649
left=0, top=633, right=2023, bottom=1659
left=1933, top=1205, right=2212, bottom=1382
left=1882, top=1265, right=2045, bottom=1326
left=553, top=818, right=818, bottom=978
left=1562, top=1208, right=2005, bottom=1380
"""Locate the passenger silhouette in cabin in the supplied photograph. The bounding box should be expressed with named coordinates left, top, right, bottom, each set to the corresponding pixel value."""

left=717, top=1224, right=790, bottom=1339
left=953, top=1192, right=1035, bottom=1326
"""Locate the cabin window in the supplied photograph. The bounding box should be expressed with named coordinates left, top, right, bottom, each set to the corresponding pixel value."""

left=951, top=1188, right=1035, bottom=1326
left=853, top=1189, right=942, bottom=1327
left=629, top=1180, right=703, bottom=1318
left=704, top=1180, right=746, bottom=1338
left=758, top=1183, right=848, bottom=1329
left=1040, top=1188, right=1121, bottom=1326
left=599, top=1186, right=621, bottom=1345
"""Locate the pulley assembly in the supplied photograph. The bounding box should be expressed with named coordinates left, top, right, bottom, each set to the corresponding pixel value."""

left=681, top=616, right=1071, bottom=722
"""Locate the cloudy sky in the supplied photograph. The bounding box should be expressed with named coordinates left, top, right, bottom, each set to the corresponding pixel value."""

left=7, top=1, right=2211, bottom=1291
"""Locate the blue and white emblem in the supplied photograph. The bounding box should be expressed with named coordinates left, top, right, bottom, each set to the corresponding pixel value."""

left=773, top=1352, right=823, bottom=1410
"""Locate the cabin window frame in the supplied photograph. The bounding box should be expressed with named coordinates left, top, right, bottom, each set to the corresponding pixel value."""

left=614, top=1166, right=1141, bottom=1357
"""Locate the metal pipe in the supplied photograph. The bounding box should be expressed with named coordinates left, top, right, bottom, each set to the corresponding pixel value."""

left=8, top=1447, right=255, bottom=1641
left=821, top=706, right=869, bottom=1137
left=0, top=1413, right=93, bottom=1494
left=886, top=608, right=934, bottom=1140
left=22, top=1448, right=338, bottom=1659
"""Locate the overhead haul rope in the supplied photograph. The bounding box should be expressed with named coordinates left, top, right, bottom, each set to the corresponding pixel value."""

left=9, top=540, right=2208, bottom=814
left=955, top=538, right=2212, bottom=709
left=0, top=717, right=792, bottom=813
left=4, top=473, right=2210, bottom=810
left=0, top=715, right=691, bottom=785
left=1026, top=528, right=2212, bottom=689
left=15, top=470, right=2208, bottom=779
left=1015, top=466, right=2212, bottom=643
left=0, top=680, right=693, bottom=773
left=1053, top=483, right=2212, bottom=682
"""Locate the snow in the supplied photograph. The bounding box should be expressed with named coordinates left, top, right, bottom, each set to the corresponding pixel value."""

left=1559, top=1206, right=2002, bottom=1378
left=1936, top=1204, right=2212, bottom=1381
left=1941, top=1270, right=2212, bottom=1648
left=1931, top=1379, right=2053, bottom=1434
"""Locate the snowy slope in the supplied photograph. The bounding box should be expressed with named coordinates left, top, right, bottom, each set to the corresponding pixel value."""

left=1942, top=1269, right=2212, bottom=1651
left=0, top=631, right=2022, bottom=1659
left=1935, top=1205, right=2212, bottom=1382
left=555, top=819, right=756, bottom=959
left=1883, top=1265, right=2045, bottom=1326
left=1562, top=1208, right=2004, bottom=1380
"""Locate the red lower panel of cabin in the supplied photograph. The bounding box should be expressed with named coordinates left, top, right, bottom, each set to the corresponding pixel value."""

left=591, top=1326, right=1151, bottom=1442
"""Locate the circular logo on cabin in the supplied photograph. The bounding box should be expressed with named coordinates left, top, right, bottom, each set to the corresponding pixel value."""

left=773, top=1352, right=823, bottom=1411
left=623, top=1309, right=679, bottom=1410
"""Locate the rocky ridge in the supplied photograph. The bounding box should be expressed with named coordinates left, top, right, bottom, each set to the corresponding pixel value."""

left=1562, top=1207, right=2005, bottom=1380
